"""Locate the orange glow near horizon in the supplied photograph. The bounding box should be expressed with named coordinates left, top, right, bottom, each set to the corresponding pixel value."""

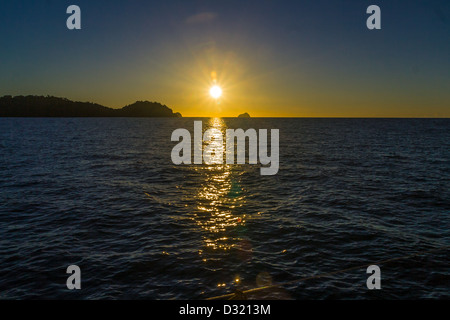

left=69, top=38, right=449, bottom=119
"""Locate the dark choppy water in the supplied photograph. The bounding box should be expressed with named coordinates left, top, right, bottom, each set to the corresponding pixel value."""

left=0, top=118, right=449, bottom=299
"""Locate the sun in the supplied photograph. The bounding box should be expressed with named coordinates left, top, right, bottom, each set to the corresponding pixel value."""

left=209, top=85, right=222, bottom=99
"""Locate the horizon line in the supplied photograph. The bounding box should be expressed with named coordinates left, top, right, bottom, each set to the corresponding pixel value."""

left=1, top=116, right=448, bottom=119
left=1, top=95, right=448, bottom=119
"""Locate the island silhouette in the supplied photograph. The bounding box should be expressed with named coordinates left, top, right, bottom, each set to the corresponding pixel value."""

left=238, top=112, right=250, bottom=118
left=0, top=95, right=182, bottom=117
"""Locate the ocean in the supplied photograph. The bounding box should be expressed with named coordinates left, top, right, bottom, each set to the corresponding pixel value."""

left=0, top=118, right=448, bottom=299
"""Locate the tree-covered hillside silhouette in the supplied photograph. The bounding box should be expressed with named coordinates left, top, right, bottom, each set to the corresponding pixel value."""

left=0, top=95, right=182, bottom=117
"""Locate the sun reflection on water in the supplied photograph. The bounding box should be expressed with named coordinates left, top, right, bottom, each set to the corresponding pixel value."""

left=193, top=118, right=246, bottom=251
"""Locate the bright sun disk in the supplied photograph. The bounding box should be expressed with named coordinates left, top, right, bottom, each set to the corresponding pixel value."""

left=210, top=85, right=222, bottom=99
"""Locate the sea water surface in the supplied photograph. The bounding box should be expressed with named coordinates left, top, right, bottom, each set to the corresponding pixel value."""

left=0, top=118, right=449, bottom=299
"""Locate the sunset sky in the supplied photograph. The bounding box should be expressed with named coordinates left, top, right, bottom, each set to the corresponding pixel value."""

left=0, top=0, right=449, bottom=117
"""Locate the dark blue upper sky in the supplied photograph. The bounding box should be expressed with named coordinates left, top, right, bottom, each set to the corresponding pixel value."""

left=1, top=0, right=449, bottom=116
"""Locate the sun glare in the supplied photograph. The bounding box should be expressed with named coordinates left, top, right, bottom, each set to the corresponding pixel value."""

left=209, top=85, right=222, bottom=99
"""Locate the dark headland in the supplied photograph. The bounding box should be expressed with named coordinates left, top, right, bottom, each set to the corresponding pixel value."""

left=238, top=112, right=251, bottom=118
left=0, top=95, right=182, bottom=117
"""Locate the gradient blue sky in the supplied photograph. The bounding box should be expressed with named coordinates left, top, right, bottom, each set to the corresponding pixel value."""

left=0, top=0, right=449, bottom=116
